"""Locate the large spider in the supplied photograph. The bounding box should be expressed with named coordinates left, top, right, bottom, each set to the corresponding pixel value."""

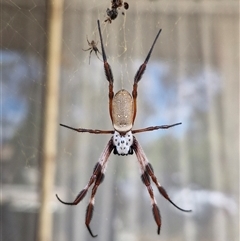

left=56, top=20, right=191, bottom=237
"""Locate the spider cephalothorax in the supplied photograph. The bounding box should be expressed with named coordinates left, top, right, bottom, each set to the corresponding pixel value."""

left=56, top=20, right=191, bottom=238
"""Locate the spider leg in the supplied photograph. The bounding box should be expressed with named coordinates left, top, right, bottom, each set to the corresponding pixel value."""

left=85, top=169, right=105, bottom=237
left=132, top=28, right=162, bottom=123
left=86, top=36, right=91, bottom=45
left=94, top=49, right=103, bottom=62
left=132, top=122, right=182, bottom=134
left=82, top=47, right=92, bottom=51
left=97, top=20, right=115, bottom=122
left=55, top=162, right=102, bottom=205
left=134, top=28, right=162, bottom=84
left=84, top=137, right=114, bottom=237
left=145, top=162, right=192, bottom=212
left=133, top=137, right=192, bottom=213
left=60, top=123, right=114, bottom=134
left=88, top=49, right=93, bottom=64
left=141, top=171, right=161, bottom=234
left=56, top=138, right=114, bottom=237
left=133, top=138, right=162, bottom=234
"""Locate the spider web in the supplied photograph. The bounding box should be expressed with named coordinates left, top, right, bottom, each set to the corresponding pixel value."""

left=1, top=1, right=239, bottom=241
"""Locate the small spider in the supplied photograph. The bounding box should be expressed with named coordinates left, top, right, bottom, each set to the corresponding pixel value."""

left=82, top=36, right=102, bottom=64
left=105, top=0, right=129, bottom=23
left=56, top=20, right=191, bottom=237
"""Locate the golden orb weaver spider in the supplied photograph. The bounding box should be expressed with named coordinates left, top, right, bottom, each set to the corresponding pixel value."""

left=56, top=20, right=191, bottom=237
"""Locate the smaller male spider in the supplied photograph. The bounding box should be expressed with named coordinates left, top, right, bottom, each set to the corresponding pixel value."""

left=82, top=36, right=102, bottom=64
left=56, top=20, right=191, bottom=237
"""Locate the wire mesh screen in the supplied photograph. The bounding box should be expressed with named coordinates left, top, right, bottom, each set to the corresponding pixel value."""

left=1, top=0, right=239, bottom=241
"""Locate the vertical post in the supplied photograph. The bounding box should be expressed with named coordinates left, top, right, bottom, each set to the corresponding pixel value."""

left=37, top=0, right=64, bottom=241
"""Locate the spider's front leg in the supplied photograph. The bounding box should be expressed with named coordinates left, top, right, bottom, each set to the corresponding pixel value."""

left=56, top=138, right=114, bottom=237
left=132, top=28, right=162, bottom=122
left=97, top=20, right=115, bottom=122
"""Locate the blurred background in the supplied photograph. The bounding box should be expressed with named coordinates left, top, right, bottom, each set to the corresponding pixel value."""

left=1, top=0, right=239, bottom=241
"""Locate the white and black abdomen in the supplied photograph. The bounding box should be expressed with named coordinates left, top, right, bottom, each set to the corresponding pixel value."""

left=113, top=131, right=134, bottom=155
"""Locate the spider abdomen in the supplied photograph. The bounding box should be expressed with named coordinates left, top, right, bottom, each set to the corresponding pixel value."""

left=112, top=89, right=134, bottom=132
left=113, top=131, right=134, bottom=155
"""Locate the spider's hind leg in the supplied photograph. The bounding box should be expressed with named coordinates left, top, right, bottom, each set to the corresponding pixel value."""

left=55, top=162, right=102, bottom=206
left=141, top=171, right=162, bottom=234
left=132, top=137, right=191, bottom=234
left=133, top=137, right=192, bottom=213
left=133, top=138, right=162, bottom=234
left=84, top=138, right=114, bottom=237
left=56, top=138, right=114, bottom=237
left=145, top=163, right=192, bottom=212
left=85, top=171, right=105, bottom=238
